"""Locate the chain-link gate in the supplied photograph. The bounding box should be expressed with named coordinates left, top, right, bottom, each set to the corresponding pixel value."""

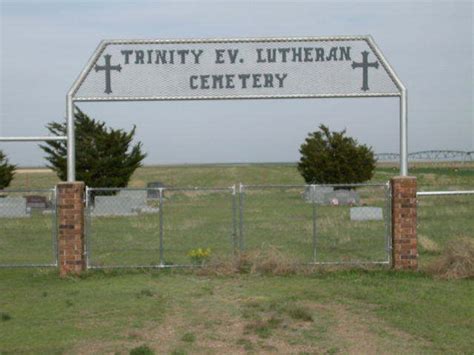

left=0, top=188, right=58, bottom=267
left=85, top=183, right=391, bottom=268
left=239, top=183, right=391, bottom=265
left=85, top=186, right=237, bottom=268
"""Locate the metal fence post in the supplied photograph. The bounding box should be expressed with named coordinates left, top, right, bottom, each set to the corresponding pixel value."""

left=159, top=188, right=164, bottom=266
left=311, top=184, right=317, bottom=263
left=384, top=182, right=392, bottom=264
left=231, top=185, right=238, bottom=254
left=51, top=187, right=59, bottom=266
left=84, top=186, right=90, bottom=268
left=238, top=183, right=245, bottom=252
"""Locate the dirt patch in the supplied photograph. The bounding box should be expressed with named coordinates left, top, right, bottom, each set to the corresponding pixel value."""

left=68, top=292, right=428, bottom=354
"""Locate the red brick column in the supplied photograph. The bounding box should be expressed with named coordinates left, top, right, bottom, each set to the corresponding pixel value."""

left=391, top=176, right=418, bottom=270
left=57, top=182, right=85, bottom=276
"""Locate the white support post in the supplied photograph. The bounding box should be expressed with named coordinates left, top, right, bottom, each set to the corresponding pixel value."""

left=400, top=89, right=408, bottom=176
left=66, top=95, right=75, bottom=182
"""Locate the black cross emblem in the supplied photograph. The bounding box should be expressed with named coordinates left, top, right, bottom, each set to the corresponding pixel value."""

left=351, top=51, right=379, bottom=91
left=94, top=54, right=122, bottom=94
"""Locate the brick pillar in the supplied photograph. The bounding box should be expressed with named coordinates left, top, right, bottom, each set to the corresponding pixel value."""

left=57, top=182, right=86, bottom=276
left=391, top=176, right=418, bottom=270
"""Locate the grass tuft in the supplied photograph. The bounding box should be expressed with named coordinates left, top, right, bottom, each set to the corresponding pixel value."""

left=236, top=338, right=254, bottom=351
left=1, top=312, right=12, bottom=321
left=198, top=247, right=301, bottom=276
left=418, top=234, right=441, bottom=254
left=136, top=289, right=155, bottom=298
left=244, top=317, right=282, bottom=339
left=426, top=237, right=474, bottom=279
left=129, top=344, right=155, bottom=355
left=286, top=305, right=313, bottom=322
left=181, top=332, right=196, bottom=343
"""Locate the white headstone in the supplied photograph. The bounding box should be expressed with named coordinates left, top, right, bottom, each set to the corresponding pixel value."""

left=350, top=207, right=384, bottom=221
left=0, top=197, right=31, bottom=218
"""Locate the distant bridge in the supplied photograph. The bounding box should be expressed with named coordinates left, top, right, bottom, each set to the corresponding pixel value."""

left=375, top=150, right=473, bottom=162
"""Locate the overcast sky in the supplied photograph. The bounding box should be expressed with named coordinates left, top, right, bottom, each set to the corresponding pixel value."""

left=1, top=0, right=472, bottom=166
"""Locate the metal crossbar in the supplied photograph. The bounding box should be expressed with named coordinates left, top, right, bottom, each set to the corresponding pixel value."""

left=417, top=190, right=474, bottom=196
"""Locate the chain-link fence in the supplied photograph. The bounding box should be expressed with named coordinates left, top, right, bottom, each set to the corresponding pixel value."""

left=240, top=183, right=391, bottom=264
left=85, top=183, right=390, bottom=268
left=0, top=188, right=57, bottom=267
left=417, top=190, right=474, bottom=264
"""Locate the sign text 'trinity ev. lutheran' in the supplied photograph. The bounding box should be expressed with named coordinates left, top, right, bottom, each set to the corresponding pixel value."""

left=73, top=37, right=401, bottom=100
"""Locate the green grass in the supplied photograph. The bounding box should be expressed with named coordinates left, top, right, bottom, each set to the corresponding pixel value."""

left=0, top=269, right=472, bottom=353
left=0, top=163, right=473, bottom=353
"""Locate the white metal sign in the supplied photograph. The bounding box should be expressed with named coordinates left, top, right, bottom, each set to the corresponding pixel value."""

left=72, top=36, right=402, bottom=101
left=64, top=36, right=407, bottom=182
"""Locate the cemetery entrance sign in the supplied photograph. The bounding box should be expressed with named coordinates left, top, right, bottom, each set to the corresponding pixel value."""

left=66, top=36, right=407, bottom=181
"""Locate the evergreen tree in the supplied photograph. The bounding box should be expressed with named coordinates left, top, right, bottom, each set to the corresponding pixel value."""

left=40, top=109, right=146, bottom=187
left=0, top=150, right=16, bottom=189
left=297, top=125, right=375, bottom=184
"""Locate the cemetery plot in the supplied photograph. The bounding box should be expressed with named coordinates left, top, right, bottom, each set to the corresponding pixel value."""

left=0, top=189, right=57, bottom=266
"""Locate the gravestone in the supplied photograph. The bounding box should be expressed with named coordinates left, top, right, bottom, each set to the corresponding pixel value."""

left=303, top=186, right=334, bottom=204
left=25, top=195, right=48, bottom=209
left=147, top=181, right=165, bottom=200
left=323, top=190, right=360, bottom=206
left=92, top=196, right=139, bottom=216
left=0, top=197, right=30, bottom=218
left=350, top=207, right=383, bottom=221
left=92, top=190, right=159, bottom=216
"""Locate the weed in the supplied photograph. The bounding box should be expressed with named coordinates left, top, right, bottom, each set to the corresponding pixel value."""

left=188, top=248, right=212, bottom=265
left=129, top=344, right=154, bottom=355
left=181, top=332, right=196, bottom=343
left=65, top=300, right=74, bottom=307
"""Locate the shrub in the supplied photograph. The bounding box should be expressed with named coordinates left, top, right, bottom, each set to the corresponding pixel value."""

left=40, top=108, right=146, bottom=187
left=0, top=150, right=15, bottom=189
left=297, top=125, right=375, bottom=184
